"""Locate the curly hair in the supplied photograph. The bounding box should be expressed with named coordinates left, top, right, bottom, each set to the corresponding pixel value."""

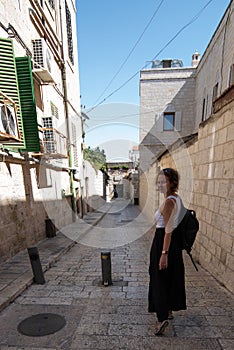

left=159, top=168, right=179, bottom=191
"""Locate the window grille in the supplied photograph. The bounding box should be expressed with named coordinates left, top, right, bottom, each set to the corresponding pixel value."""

left=42, top=117, right=67, bottom=156
left=65, top=1, right=74, bottom=64
left=42, top=117, right=55, bottom=153
left=72, top=122, right=78, bottom=167
left=50, top=101, right=59, bottom=119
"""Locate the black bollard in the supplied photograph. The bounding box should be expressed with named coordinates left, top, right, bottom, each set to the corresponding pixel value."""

left=27, top=247, right=45, bottom=284
left=101, top=252, right=112, bottom=286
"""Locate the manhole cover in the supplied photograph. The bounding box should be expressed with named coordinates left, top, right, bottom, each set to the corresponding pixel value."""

left=17, top=313, right=66, bottom=337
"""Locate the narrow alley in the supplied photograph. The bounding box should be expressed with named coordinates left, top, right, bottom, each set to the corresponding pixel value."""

left=0, top=200, right=233, bottom=349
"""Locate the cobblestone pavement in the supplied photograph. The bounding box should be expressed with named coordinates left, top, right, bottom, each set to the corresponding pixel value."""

left=0, top=199, right=233, bottom=349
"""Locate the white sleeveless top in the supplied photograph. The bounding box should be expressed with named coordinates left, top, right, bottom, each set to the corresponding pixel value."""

left=154, top=195, right=181, bottom=229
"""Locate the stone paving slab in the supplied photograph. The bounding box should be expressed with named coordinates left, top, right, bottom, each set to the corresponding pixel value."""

left=0, top=201, right=233, bottom=349
left=0, top=208, right=107, bottom=313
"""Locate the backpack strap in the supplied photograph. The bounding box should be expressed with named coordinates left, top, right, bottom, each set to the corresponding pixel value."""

left=167, top=195, right=177, bottom=200
left=167, top=195, right=177, bottom=203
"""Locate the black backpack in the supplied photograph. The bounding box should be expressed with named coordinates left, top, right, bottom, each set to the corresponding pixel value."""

left=176, top=201, right=199, bottom=271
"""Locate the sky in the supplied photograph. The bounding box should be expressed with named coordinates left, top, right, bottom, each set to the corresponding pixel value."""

left=76, top=0, right=231, bottom=161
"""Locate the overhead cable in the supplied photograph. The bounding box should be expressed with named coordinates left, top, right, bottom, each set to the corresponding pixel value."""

left=91, top=0, right=166, bottom=107
left=87, top=0, right=215, bottom=114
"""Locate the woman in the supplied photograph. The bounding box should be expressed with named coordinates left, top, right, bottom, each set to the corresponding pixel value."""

left=148, top=168, right=186, bottom=336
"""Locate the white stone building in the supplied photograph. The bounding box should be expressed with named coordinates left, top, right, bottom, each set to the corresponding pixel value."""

left=139, top=57, right=199, bottom=172
left=0, top=0, right=86, bottom=261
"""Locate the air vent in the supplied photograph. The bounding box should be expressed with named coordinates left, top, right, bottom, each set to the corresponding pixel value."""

left=32, top=39, right=55, bottom=83
left=0, top=102, right=19, bottom=140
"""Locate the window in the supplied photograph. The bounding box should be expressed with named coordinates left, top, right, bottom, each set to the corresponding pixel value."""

left=202, top=98, right=206, bottom=121
left=65, top=1, right=74, bottom=65
left=212, top=83, right=219, bottom=101
left=43, top=117, right=55, bottom=153
left=72, top=122, right=78, bottom=167
left=212, top=83, right=219, bottom=113
left=229, top=64, right=234, bottom=86
left=50, top=101, right=59, bottom=119
left=163, top=113, right=175, bottom=131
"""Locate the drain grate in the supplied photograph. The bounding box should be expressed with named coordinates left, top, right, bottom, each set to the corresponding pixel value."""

left=17, top=313, right=66, bottom=337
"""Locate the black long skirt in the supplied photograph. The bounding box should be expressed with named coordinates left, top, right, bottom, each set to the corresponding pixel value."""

left=148, top=227, right=186, bottom=318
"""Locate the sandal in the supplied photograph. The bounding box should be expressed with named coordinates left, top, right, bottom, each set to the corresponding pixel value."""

left=168, top=311, right=174, bottom=320
left=154, top=320, right=169, bottom=336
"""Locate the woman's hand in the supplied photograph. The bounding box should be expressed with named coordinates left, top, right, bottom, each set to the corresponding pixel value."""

left=159, top=254, right=168, bottom=270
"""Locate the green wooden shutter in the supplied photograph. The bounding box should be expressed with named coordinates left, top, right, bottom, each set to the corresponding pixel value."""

left=0, top=38, right=24, bottom=146
left=15, top=56, right=40, bottom=152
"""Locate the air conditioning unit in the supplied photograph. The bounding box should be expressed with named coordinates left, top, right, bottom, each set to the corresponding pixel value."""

left=32, top=39, right=55, bottom=83
left=0, top=103, right=19, bottom=139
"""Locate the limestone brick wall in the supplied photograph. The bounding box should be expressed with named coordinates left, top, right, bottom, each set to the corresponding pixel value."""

left=139, top=162, right=157, bottom=224
left=140, top=67, right=196, bottom=172
left=156, top=99, right=234, bottom=294
left=195, top=0, right=234, bottom=129
left=0, top=161, right=74, bottom=263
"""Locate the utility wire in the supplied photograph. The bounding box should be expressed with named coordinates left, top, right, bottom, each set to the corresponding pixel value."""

left=87, top=0, right=215, bottom=114
left=87, top=107, right=159, bottom=121
left=91, top=0, right=166, bottom=107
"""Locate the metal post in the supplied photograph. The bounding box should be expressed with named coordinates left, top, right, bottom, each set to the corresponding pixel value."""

left=101, top=252, right=112, bottom=286
left=27, top=247, right=45, bottom=284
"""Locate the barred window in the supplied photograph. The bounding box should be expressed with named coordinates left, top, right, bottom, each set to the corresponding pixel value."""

left=50, top=101, right=59, bottom=119
left=65, top=1, right=74, bottom=65
left=72, top=122, right=78, bottom=167
left=43, top=117, right=55, bottom=153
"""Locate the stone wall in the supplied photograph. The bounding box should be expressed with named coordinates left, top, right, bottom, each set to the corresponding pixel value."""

left=154, top=94, right=234, bottom=293
left=195, top=1, right=234, bottom=129
left=139, top=161, right=157, bottom=224
left=139, top=66, right=196, bottom=171
left=0, top=160, right=74, bottom=263
left=83, top=160, right=105, bottom=211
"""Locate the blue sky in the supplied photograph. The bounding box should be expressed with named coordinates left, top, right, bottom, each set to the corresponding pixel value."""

left=76, top=0, right=230, bottom=160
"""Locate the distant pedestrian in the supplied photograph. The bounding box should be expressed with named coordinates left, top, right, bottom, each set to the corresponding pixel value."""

left=113, top=184, right=118, bottom=199
left=148, top=168, right=186, bottom=335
